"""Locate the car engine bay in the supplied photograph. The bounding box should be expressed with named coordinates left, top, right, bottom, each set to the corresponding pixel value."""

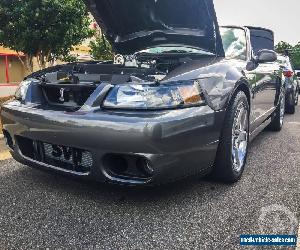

left=25, top=53, right=212, bottom=111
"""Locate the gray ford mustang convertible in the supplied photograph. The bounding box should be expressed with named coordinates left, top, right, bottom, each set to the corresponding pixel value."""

left=0, top=0, right=285, bottom=185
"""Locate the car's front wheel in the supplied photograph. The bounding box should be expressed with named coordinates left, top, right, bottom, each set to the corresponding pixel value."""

left=213, top=91, right=249, bottom=183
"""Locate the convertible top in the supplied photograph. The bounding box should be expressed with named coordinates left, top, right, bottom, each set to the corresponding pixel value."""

left=246, top=26, right=274, bottom=55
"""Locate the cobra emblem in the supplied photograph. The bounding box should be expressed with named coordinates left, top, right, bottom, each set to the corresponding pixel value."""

left=59, top=88, right=65, bottom=102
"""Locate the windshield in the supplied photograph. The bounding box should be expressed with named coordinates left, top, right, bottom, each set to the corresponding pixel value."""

left=220, top=27, right=247, bottom=60
left=137, top=46, right=215, bottom=55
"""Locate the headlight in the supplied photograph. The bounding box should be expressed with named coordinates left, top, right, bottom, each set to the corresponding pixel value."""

left=102, top=81, right=205, bottom=110
left=15, top=80, right=31, bottom=101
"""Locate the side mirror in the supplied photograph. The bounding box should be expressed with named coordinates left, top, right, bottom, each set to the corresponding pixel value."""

left=255, top=49, right=277, bottom=64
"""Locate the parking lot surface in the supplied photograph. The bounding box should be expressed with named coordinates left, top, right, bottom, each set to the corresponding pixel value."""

left=0, top=107, right=299, bottom=249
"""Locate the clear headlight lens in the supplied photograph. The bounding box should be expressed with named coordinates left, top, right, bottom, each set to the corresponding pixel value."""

left=103, top=81, right=205, bottom=110
left=15, top=80, right=31, bottom=101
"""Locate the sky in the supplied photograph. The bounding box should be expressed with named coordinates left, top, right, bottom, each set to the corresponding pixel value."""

left=214, top=0, right=300, bottom=45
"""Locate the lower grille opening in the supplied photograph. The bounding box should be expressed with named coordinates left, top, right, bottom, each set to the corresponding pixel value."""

left=103, top=154, right=153, bottom=179
left=2, top=130, right=14, bottom=149
left=17, top=136, right=34, bottom=158
left=16, top=136, right=92, bottom=174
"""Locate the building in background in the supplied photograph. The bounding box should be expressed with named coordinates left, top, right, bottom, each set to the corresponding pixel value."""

left=0, top=46, right=25, bottom=84
left=0, top=41, right=93, bottom=84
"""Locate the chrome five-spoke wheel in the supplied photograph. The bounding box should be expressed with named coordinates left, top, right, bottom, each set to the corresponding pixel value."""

left=232, top=102, right=249, bottom=172
left=213, top=91, right=249, bottom=183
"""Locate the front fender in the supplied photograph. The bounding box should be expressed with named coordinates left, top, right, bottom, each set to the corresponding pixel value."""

left=165, top=58, right=252, bottom=111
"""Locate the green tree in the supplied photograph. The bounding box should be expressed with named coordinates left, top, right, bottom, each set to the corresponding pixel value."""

left=0, top=0, right=93, bottom=72
left=275, top=41, right=293, bottom=55
left=90, top=35, right=114, bottom=61
left=291, top=43, right=300, bottom=69
left=275, top=41, right=300, bottom=69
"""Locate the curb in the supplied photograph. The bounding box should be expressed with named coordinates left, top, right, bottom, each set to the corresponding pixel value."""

left=0, top=151, right=11, bottom=161
left=0, top=83, right=19, bottom=87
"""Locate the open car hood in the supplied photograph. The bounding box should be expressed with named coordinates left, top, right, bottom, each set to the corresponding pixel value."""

left=85, top=0, right=224, bottom=56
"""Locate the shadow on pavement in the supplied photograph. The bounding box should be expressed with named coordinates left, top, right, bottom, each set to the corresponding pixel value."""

left=0, top=129, right=271, bottom=204
left=0, top=159, right=235, bottom=206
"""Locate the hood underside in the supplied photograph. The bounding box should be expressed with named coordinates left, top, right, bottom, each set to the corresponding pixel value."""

left=85, top=0, right=224, bottom=56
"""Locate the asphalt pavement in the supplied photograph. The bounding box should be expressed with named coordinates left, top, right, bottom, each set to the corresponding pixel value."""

left=0, top=106, right=299, bottom=249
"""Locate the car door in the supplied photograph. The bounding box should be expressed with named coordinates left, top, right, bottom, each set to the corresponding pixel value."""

left=253, top=62, right=278, bottom=119
left=248, top=28, right=278, bottom=126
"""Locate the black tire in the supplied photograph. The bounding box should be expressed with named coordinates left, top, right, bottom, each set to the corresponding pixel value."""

left=268, top=94, right=285, bottom=131
left=285, top=92, right=295, bottom=114
left=286, top=103, right=295, bottom=114
left=212, top=91, right=250, bottom=183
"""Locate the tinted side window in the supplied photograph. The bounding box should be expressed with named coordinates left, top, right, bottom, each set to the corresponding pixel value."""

left=249, top=29, right=274, bottom=56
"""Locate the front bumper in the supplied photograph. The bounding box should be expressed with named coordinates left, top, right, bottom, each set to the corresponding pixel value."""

left=1, top=101, right=225, bottom=185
